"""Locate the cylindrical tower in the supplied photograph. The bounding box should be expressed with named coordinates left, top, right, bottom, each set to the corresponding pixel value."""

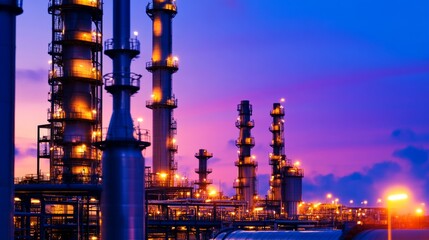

left=99, top=0, right=150, bottom=238
left=145, top=0, right=178, bottom=187
left=268, top=103, right=286, bottom=202
left=281, top=163, right=304, bottom=219
left=194, top=149, right=213, bottom=198
left=233, top=100, right=258, bottom=210
left=47, top=0, right=103, bottom=184
left=0, top=0, right=22, bottom=238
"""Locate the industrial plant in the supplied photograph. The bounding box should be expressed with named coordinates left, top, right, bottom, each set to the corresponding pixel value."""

left=1, top=0, right=428, bottom=240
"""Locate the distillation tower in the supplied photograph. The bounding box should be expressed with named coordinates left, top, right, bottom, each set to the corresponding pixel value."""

left=99, top=0, right=150, bottom=238
left=194, top=149, right=213, bottom=198
left=234, top=100, right=258, bottom=210
left=14, top=1, right=103, bottom=239
left=146, top=0, right=179, bottom=187
left=268, top=103, right=286, bottom=205
left=0, top=0, right=22, bottom=239
left=44, top=0, right=103, bottom=184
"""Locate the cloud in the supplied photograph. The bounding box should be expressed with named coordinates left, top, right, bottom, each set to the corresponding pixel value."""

left=210, top=157, right=222, bottom=164
left=393, top=146, right=429, bottom=179
left=391, top=129, right=429, bottom=143
left=15, top=145, right=37, bottom=161
left=16, top=68, right=46, bottom=83
left=227, top=139, right=236, bottom=149
left=303, top=160, right=404, bottom=203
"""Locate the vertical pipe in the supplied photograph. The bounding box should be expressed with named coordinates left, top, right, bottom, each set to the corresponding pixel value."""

left=0, top=1, right=22, bottom=239
left=101, top=0, right=150, bottom=238
left=146, top=0, right=178, bottom=186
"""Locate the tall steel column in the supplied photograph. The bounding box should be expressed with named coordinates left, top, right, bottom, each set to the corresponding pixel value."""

left=146, top=0, right=178, bottom=187
left=0, top=0, right=22, bottom=239
left=233, top=100, right=258, bottom=210
left=100, top=0, right=150, bottom=238
left=194, top=149, right=213, bottom=198
left=268, top=103, right=286, bottom=202
left=47, top=0, right=103, bottom=184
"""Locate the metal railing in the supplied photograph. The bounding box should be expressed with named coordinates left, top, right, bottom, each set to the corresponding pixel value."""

left=49, top=0, right=101, bottom=10
left=146, top=59, right=179, bottom=69
left=103, top=72, right=141, bottom=88
left=104, top=38, right=140, bottom=52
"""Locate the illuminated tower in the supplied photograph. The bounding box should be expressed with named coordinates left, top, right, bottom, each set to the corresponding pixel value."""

left=146, top=0, right=179, bottom=187
left=46, top=0, right=103, bottom=184
left=99, top=0, right=150, bottom=238
left=0, top=0, right=22, bottom=238
left=233, top=100, right=258, bottom=210
left=194, top=149, right=213, bottom=198
left=268, top=102, right=286, bottom=202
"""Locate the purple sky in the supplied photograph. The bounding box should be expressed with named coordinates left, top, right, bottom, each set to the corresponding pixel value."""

left=15, top=1, right=429, bottom=207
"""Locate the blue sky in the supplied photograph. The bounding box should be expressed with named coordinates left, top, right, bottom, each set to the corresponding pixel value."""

left=14, top=0, right=429, bottom=206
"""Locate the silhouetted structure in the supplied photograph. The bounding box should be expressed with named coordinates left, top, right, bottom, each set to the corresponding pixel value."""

left=234, top=100, right=258, bottom=210
left=0, top=0, right=22, bottom=239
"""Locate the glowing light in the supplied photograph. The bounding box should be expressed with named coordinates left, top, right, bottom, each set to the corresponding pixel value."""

left=137, top=117, right=143, bottom=123
left=173, top=56, right=179, bottom=62
left=280, top=98, right=285, bottom=102
left=159, top=173, right=168, bottom=179
left=349, top=200, right=354, bottom=204
left=48, top=60, right=52, bottom=64
left=416, top=208, right=423, bottom=215
left=326, top=193, right=332, bottom=199
left=133, top=31, right=138, bottom=37
left=209, top=189, right=217, bottom=196
left=14, top=197, right=21, bottom=202
left=387, top=193, right=408, bottom=201
left=294, top=161, right=300, bottom=167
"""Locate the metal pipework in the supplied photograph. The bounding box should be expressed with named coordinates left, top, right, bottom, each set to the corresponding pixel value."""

left=194, top=149, right=213, bottom=197
left=233, top=100, right=258, bottom=210
left=100, top=0, right=150, bottom=239
left=0, top=0, right=22, bottom=239
left=268, top=103, right=286, bottom=202
left=146, top=0, right=178, bottom=187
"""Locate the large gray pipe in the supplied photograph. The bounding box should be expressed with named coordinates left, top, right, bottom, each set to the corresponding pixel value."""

left=0, top=0, right=22, bottom=239
left=101, top=0, right=150, bottom=239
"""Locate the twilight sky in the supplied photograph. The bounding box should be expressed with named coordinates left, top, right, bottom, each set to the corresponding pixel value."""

left=15, top=0, right=429, bottom=207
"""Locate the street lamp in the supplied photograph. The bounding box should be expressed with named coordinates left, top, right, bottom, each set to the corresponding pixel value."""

left=387, top=193, right=408, bottom=240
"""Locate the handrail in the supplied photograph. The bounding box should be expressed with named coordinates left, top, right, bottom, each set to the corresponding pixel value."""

left=104, top=38, right=140, bottom=52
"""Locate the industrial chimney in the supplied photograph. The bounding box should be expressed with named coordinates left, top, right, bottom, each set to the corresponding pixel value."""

left=99, top=0, right=150, bottom=238
left=0, top=0, right=22, bottom=238
left=234, top=100, right=258, bottom=210
left=146, top=0, right=179, bottom=187
left=194, top=149, right=213, bottom=198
